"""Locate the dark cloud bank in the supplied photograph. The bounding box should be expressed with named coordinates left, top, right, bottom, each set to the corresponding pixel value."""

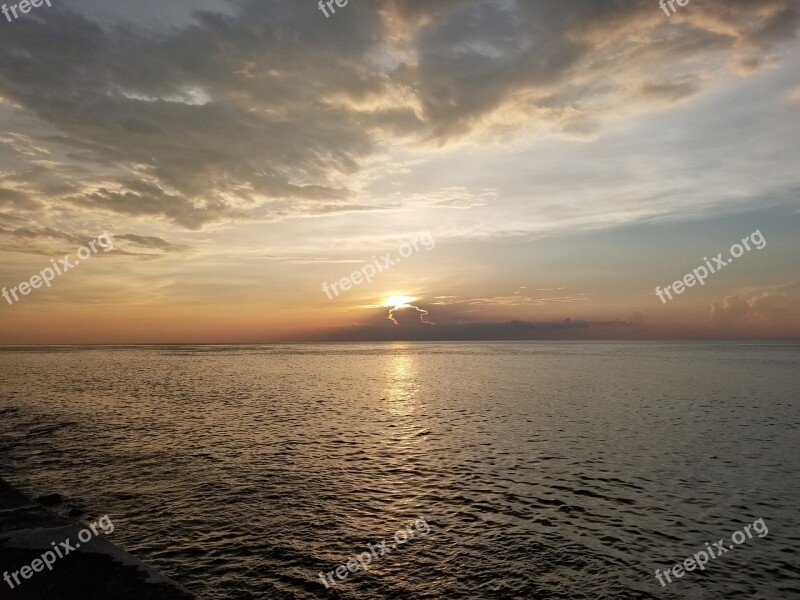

left=299, top=306, right=639, bottom=341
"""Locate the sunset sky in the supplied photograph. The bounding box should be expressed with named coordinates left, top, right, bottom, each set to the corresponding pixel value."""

left=1, top=0, right=798, bottom=343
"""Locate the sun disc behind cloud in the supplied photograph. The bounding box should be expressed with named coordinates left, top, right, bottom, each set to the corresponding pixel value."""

left=384, top=295, right=416, bottom=308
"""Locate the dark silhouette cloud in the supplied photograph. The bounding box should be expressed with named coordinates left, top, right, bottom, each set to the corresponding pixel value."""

left=306, top=308, right=639, bottom=341
left=711, top=284, right=799, bottom=325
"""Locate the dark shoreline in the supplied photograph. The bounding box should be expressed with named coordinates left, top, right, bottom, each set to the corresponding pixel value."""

left=0, top=478, right=197, bottom=599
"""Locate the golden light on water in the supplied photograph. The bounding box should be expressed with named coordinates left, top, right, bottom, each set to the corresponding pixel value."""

left=382, top=347, right=419, bottom=417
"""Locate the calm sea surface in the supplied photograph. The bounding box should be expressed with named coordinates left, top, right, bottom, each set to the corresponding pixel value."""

left=0, top=342, right=798, bottom=599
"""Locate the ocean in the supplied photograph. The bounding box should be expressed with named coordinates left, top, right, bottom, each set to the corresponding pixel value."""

left=0, top=342, right=798, bottom=599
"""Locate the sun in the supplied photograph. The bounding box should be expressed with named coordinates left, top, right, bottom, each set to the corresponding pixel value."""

left=384, top=295, right=416, bottom=308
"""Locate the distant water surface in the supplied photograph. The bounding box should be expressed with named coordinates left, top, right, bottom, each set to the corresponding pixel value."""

left=0, top=342, right=798, bottom=599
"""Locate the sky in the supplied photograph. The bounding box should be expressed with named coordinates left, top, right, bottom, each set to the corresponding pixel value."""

left=0, top=0, right=798, bottom=343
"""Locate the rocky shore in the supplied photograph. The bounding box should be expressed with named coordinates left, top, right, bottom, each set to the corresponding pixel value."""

left=0, top=478, right=197, bottom=599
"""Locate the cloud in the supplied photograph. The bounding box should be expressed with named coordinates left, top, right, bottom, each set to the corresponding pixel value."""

left=115, top=234, right=189, bottom=252
left=0, top=188, right=37, bottom=210
left=0, top=1, right=380, bottom=230
left=0, top=226, right=84, bottom=244
left=386, top=0, right=798, bottom=138
left=0, top=132, right=50, bottom=158
left=430, top=293, right=588, bottom=306
left=307, top=301, right=642, bottom=341
left=636, top=77, right=702, bottom=104
left=67, top=179, right=246, bottom=230
left=732, top=54, right=779, bottom=75
left=710, top=284, right=800, bottom=325
left=309, top=316, right=635, bottom=342
left=710, top=294, right=752, bottom=323
left=387, top=304, right=433, bottom=326
left=0, top=225, right=113, bottom=255
left=0, top=0, right=796, bottom=236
